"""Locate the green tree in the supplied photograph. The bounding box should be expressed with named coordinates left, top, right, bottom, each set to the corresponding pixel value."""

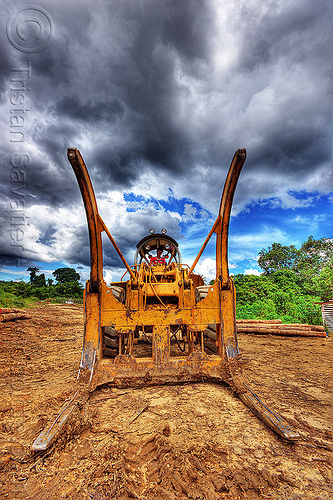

left=27, top=267, right=46, bottom=287
left=12, top=281, right=33, bottom=298
left=296, top=236, right=333, bottom=273
left=293, top=237, right=333, bottom=299
left=27, top=266, right=40, bottom=285
left=34, top=273, right=46, bottom=287
left=63, top=281, right=83, bottom=297
left=258, top=243, right=298, bottom=275
left=301, top=256, right=333, bottom=302
left=52, top=267, right=81, bottom=284
left=258, top=236, right=333, bottom=302
left=234, top=271, right=322, bottom=324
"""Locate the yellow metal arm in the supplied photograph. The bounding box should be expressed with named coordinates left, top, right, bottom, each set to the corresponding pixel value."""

left=67, top=148, right=103, bottom=292
left=216, top=148, right=246, bottom=287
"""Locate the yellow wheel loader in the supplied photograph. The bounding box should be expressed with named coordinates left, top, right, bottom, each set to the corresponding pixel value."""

left=32, top=148, right=299, bottom=451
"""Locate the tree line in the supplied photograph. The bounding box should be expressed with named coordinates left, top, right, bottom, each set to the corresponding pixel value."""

left=233, top=236, right=332, bottom=324
left=0, top=267, right=83, bottom=308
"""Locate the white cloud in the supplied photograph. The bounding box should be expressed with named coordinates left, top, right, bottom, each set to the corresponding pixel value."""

left=195, top=257, right=216, bottom=283
left=244, top=268, right=261, bottom=276
left=293, top=215, right=311, bottom=224
left=195, top=256, right=239, bottom=283
left=103, top=269, right=113, bottom=285
left=183, top=203, right=197, bottom=221
left=0, top=268, right=30, bottom=277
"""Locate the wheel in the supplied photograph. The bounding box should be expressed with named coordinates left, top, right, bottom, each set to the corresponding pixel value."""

left=104, top=325, right=119, bottom=357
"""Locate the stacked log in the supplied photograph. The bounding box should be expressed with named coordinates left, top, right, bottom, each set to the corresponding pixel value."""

left=236, top=320, right=326, bottom=337
left=0, top=308, right=31, bottom=322
left=205, top=321, right=326, bottom=338
left=237, top=319, right=282, bottom=324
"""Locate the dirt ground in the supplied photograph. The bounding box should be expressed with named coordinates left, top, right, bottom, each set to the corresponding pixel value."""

left=0, top=303, right=332, bottom=500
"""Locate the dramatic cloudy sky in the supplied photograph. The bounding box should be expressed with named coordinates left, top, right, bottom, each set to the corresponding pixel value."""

left=0, top=0, right=332, bottom=284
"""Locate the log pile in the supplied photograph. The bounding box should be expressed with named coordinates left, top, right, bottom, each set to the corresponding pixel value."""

left=237, top=319, right=283, bottom=324
left=0, top=308, right=32, bottom=322
left=236, top=319, right=326, bottom=337
left=205, top=320, right=326, bottom=338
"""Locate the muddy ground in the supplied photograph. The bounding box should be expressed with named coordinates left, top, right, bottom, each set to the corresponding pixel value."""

left=0, top=303, right=332, bottom=500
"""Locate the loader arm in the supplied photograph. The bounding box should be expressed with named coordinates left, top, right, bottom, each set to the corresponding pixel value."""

left=216, top=148, right=246, bottom=288
left=67, top=148, right=103, bottom=292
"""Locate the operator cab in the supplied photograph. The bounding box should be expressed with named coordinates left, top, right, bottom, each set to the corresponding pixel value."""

left=134, top=228, right=181, bottom=268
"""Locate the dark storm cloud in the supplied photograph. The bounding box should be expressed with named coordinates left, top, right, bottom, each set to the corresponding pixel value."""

left=43, top=0, right=211, bottom=177
left=1, top=0, right=214, bottom=199
left=160, top=0, right=211, bottom=61
left=0, top=253, right=33, bottom=268
left=55, top=96, right=125, bottom=123
left=1, top=0, right=332, bottom=269
left=235, top=1, right=333, bottom=168
left=238, top=2, right=328, bottom=71
left=0, top=153, right=79, bottom=208
left=0, top=42, right=12, bottom=92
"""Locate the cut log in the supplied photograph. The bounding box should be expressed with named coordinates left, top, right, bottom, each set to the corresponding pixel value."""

left=195, top=286, right=210, bottom=303
left=205, top=321, right=326, bottom=338
left=236, top=326, right=326, bottom=337
left=309, top=325, right=325, bottom=332
left=238, top=324, right=310, bottom=331
left=236, top=319, right=282, bottom=324
left=205, top=327, right=217, bottom=342
left=110, top=286, right=125, bottom=303
left=0, top=307, right=24, bottom=314
left=276, top=323, right=324, bottom=330
left=0, top=312, right=32, bottom=322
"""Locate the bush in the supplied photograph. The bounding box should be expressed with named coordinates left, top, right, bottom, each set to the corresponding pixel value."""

left=0, top=287, right=28, bottom=308
left=0, top=278, right=83, bottom=308
left=234, top=271, right=322, bottom=324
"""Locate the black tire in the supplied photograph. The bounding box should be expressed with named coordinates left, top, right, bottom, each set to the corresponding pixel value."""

left=103, top=325, right=119, bottom=357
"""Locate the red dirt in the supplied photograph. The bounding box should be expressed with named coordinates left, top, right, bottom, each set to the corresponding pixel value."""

left=0, top=304, right=332, bottom=499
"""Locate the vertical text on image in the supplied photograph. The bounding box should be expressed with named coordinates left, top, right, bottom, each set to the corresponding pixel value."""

left=9, top=62, right=32, bottom=266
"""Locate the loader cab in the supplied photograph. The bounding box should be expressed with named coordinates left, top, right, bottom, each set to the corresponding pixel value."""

left=134, top=229, right=181, bottom=268
left=131, top=229, right=186, bottom=305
